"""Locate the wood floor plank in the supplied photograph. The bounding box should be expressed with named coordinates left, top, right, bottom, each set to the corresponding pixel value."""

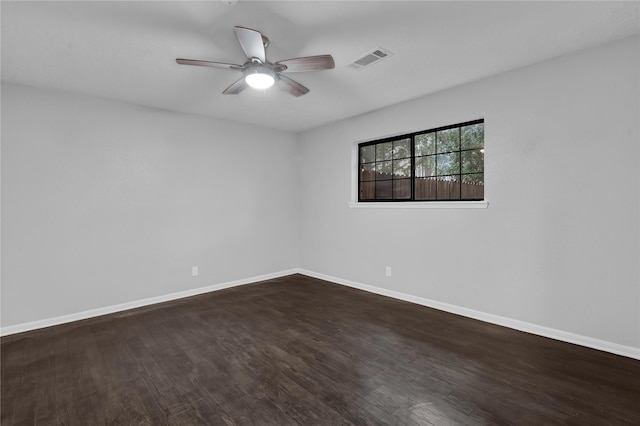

left=2, top=274, right=639, bottom=425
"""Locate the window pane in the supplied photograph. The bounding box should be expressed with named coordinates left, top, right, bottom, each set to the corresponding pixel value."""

left=414, top=177, right=437, bottom=200
left=436, top=152, right=460, bottom=176
left=360, top=182, right=375, bottom=200
left=436, top=176, right=460, bottom=200
left=462, top=172, right=484, bottom=185
left=462, top=149, right=484, bottom=173
left=437, top=128, right=460, bottom=153
left=360, top=145, right=375, bottom=163
left=393, top=179, right=411, bottom=199
left=462, top=173, right=484, bottom=199
left=393, top=138, right=411, bottom=159
left=415, top=156, right=436, bottom=178
left=376, top=161, right=392, bottom=179
left=376, top=142, right=392, bottom=161
left=393, top=158, right=411, bottom=177
left=415, top=133, right=435, bottom=156
left=358, top=119, right=483, bottom=202
left=360, top=163, right=375, bottom=182
left=376, top=180, right=392, bottom=199
left=461, top=123, right=484, bottom=150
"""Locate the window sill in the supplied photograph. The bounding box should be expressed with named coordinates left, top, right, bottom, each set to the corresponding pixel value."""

left=348, top=201, right=489, bottom=209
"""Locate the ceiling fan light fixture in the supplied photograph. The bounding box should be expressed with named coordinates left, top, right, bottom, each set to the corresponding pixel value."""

left=244, top=67, right=275, bottom=89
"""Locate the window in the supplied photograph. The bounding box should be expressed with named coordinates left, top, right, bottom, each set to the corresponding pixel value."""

left=358, top=119, right=484, bottom=202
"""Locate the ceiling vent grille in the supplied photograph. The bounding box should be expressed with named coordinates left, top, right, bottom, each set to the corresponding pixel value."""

left=348, top=47, right=393, bottom=70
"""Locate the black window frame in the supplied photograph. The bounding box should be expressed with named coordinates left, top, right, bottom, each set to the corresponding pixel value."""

left=358, top=119, right=484, bottom=202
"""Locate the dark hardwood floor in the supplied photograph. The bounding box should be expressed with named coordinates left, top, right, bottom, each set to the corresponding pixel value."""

left=2, top=274, right=639, bottom=425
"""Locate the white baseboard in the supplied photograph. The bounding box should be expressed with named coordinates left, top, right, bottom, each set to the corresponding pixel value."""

left=297, top=269, right=640, bottom=360
left=0, top=269, right=299, bottom=337
left=5, top=268, right=639, bottom=360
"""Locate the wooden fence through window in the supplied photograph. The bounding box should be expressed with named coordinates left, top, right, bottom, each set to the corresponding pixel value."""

left=360, top=171, right=484, bottom=200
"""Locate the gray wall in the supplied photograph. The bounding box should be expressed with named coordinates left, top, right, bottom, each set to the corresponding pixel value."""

left=298, top=36, right=640, bottom=349
left=1, top=83, right=298, bottom=327
left=2, top=36, right=638, bottom=353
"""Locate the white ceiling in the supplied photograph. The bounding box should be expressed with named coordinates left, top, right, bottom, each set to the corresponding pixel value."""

left=2, top=1, right=638, bottom=132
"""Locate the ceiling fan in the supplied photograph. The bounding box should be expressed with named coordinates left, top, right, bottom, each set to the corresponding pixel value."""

left=176, top=26, right=335, bottom=97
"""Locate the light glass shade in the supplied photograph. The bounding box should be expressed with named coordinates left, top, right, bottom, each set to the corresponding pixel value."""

left=245, top=72, right=275, bottom=89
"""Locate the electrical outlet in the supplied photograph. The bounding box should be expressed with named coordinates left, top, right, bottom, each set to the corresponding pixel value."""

left=385, top=266, right=392, bottom=277
left=192, top=266, right=199, bottom=277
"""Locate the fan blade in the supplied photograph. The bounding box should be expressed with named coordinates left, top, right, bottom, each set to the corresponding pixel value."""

left=276, top=75, right=309, bottom=97
left=234, top=26, right=266, bottom=63
left=275, top=55, right=335, bottom=73
left=176, top=58, right=243, bottom=70
left=222, top=76, right=249, bottom=95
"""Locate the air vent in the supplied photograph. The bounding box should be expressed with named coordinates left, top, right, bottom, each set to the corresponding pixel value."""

left=348, top=47, right=393, bottom=70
